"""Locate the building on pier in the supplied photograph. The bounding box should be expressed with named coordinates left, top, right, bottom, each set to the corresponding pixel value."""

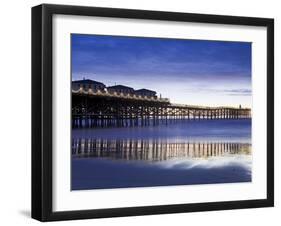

left=135, top=89, right=157, bottom=98
left=72, top=79, right=106, bottom=92
left=107, top=85, right=135, bottom=95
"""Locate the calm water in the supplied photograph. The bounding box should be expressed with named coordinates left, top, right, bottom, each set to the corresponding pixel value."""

left=71, top=119, right=252, bottom=190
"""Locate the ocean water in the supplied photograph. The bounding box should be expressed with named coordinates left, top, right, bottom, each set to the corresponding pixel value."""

left=71, top=119, right=252, bottom=190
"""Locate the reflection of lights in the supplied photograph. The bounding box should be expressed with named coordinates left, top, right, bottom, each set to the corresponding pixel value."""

left=72, top=137, right=251, bottom=163
left=72, top=89, right=170, bottom=103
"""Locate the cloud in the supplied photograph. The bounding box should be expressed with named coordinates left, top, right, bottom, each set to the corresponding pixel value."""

left=72, top=34, right=252, bottom=81
left=223, top=89, right=252, bottom=96
left=184, top=87, right=252, bottom=97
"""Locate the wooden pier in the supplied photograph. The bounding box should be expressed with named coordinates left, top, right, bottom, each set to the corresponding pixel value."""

left=72, top=89, right=251, bottom=128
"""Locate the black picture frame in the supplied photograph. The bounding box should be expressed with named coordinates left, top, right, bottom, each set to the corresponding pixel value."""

left=32, top=4, right=274, bottom=222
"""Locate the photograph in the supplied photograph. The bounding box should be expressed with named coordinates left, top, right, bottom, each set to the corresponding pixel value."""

left=71, top=34, right=252, bottom=190
left=30, top=3, right=274, bottom=221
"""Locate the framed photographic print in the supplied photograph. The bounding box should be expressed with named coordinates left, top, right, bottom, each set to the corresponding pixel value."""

left=32, top=4, right=274, bottom=221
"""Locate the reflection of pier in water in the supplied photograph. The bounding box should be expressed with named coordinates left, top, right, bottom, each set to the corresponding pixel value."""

left=72, top=138, right=251, bottom=161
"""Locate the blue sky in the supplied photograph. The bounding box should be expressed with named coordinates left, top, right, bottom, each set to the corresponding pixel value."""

left=72, top=34, right=252, bottom=108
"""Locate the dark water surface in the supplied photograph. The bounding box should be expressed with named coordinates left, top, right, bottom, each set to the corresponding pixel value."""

left=72, top=119, right=251, bottom=190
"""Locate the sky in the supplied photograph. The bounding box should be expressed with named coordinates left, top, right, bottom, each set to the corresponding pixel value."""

left=71, top=34, right=252, bottom=108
